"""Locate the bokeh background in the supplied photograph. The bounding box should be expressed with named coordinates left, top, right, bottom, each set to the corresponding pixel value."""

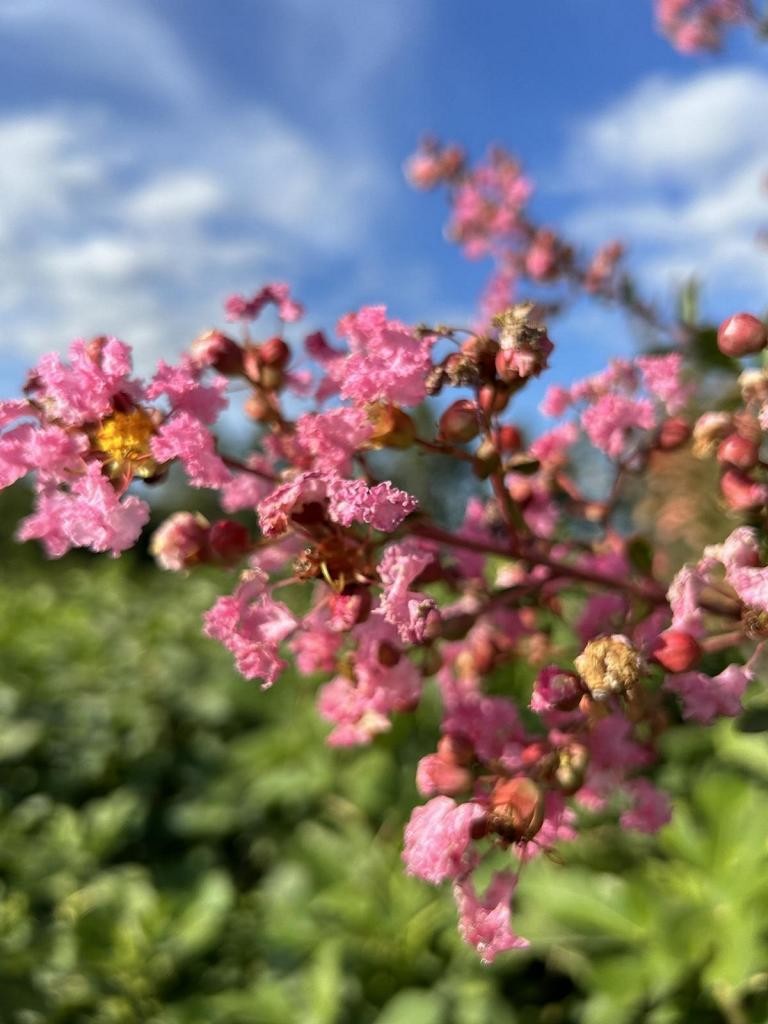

left=2, top=2, right=768, bottom=1022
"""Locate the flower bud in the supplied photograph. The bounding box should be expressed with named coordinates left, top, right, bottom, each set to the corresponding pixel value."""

left=487, top=776, right=545, bottom=843
left=472, top=438, right=501, bottom=479
left=150, top=512, right=209, bottom=571
left=208, top=519, right=252, bottom=565
left=691, top=412, right=733, bottom=458
left=497, top=424, right=523, bottom=452
left=717, top=433, right=760, bottom=470
left=244, top=392, right=273, bottom=422
left=652, top=629, right=701, bottom=673
left=574, top=635, right=642, bottom=700
left=478, top=384, right=511, bottom=414
left=554, top=743, right=589, bottom=795
left=717, top=313, right=767, bottom=358
left=720, top=468, right=768, bottom=510
left=438, top=400, right=480, bottom=443
left=366, top=403, right=416, bottom=449
left=261, top=336, right=291, bottom=368
left=189, top=330, right=243, bottom=374
left=657, top=417, right=691, bottom=451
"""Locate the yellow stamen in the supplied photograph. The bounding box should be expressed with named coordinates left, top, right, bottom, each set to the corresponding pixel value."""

left=92, top=408, right=157, bottom=478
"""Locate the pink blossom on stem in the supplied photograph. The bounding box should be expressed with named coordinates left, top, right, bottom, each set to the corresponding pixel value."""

left=620, top=778, right=672, bottom=834
left=664, top=663, right=751, bottom=723
left=27, top=337, right=139, bottom=427
left=402, top=795, right=485, bottom=884
left=203, top=569, right=297, bottom=686
left=376, top=540, right=440, bottom=643
left=453, top=873, right=529, bottom=962
left=146, top=358, right=228, bottom=425
left=17, top=463, right=149, bottom=558
left=151, top=412, right=230, bottom=488
left=328, top=306, right=433, bottom=406
left=581, top=394, right=655, bottom=459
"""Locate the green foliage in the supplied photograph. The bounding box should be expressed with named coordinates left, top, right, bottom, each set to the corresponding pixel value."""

left=1, top=490, right=768, bottom=1022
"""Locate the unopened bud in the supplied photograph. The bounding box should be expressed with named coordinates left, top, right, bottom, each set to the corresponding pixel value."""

left=554, top=743, right=589, bottom=795
left=208, top=519, right=252, bottom=565
left=438, top=399, right=480, bottom=443
left=366, top=403, right=416, bottom=449
left=717, top=433, right=760, bottom=470
left=497, top=424, right=523, bottom=452
left=472, top=438, right=501, bottom=479
left=652, top=629, right=701, bottom=673
left=657, top=417, right=691, bottom=451
left=720, top=468, right=768, bottom=510
left=717, top=312, right=768, bottom=358
left=574, top=635, right=642, bottom=700
left=189, top=330, right=243, bottom=374
left=692, top=412, right=733, bottom=458
left=487, top=776, right=545, bottom=843
left=150, top=512, right=209, bottom=571
left=478, top=384, right=511, bottom=414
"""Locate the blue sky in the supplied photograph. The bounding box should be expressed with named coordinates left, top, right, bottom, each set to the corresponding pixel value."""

left=0, top=0, right=766, bottom=425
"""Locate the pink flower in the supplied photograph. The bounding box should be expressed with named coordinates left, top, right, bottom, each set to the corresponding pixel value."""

left=581, top=394, right=655, bottom=458
left=151, top=412, right=230, bottom=488
left=326, top=477, right=418, bottom=531
left=317, top=618, right=421, bottom=745
left=402, top=796, right=485, bottom=884
left=147, top=359, right=227, bottom=425
left=540, top=385, right=572, bottom=418
left=376, top=540, right=439, bottom=643
left=636, top=354, right=690, bottom=415
left=294, top=408, right=372, bottom=476
left=706, top=527, right=768, bottom=612
left=453, top=873, right=529, bottom=962
left=219, top=458, right=274, bottom=513
left=257, top=472, right=329, bottom=537
left=664, top=663, right=751, bottom=723
left=328, top=305, right=432, bottom=406
left=225, top=282, right=303, bottom=323
left=620, top=779, right=672, bottom=834
left=27, top=337, right=139, bottom=427
left=150, top=512, right=209, bottom=571
left=203, top=570, right=297, bottom=686
left=17, top=463, right=149, bottom=558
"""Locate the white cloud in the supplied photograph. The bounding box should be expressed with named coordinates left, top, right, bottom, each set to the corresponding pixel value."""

left=564, top=67, right=768, bottom=311
left=0, top=0, right=427, bottom=382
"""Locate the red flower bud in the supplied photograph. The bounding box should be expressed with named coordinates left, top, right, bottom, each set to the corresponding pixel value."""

left=717, top=433, right=760, bottom=470
left=487, top=776, right=545, bottom=843
left=478, top=384, right=511, bottom=414
left=657, top=417, right=691, bottom=451
left=189, top=330, right=243, bottom=374
left=438, top=399, right=480, bottom=443
left=720, top=468, right=768, bottom=510
left=260, top=336, right=291, bottom=368
left=652, top=629, right=701, bottom=673
left=717, top=313, right=767, bottom=358
left=497, top=424, right=523, bottom=452
left=208, top=520, right=252, bottom=565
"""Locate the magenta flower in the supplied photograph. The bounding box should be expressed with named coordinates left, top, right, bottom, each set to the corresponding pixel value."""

left=402, top=796, right=485, bottom=884
left=453, top=873, right=529, bottom=962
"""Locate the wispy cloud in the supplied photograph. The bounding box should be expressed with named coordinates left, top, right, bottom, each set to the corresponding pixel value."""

left=0, top=0, right=422, bottom=376
left=563, top=67, right=768, bottom=310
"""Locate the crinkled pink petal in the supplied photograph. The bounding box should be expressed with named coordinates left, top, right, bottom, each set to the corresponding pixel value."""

left=377, top=540, right=438, bottom=643
left=30, top=337, right=139, bottom=426
left=330, top=305, right=432, bottom=406
left=202, top=569, right=297, bottom=686
left=327, top=477, right=417, bottom=532
left=664, top=663, right=751, bottom=723
left=403, top=796, right=485, bottom=884
left=620, top=778, right=672, bottom=834
left=151, top=412, right=230, bottom=488
left=147, top=358, right=227, bottom=425
left=17, top=463, right=149, bottom=557
left=453, top=872, right=528, bottom=962
left=581, top=394, right=655, bottom=459
left=294, top=407, right=372, bottom=475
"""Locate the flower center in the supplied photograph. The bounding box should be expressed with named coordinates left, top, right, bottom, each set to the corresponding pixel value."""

left=92, top=408, right=157, bottom=478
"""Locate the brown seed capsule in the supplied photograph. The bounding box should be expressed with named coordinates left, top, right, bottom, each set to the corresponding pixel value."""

left=574, top=635, right=642, bottom=700
left=438, top=400, right=480, bottom=443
